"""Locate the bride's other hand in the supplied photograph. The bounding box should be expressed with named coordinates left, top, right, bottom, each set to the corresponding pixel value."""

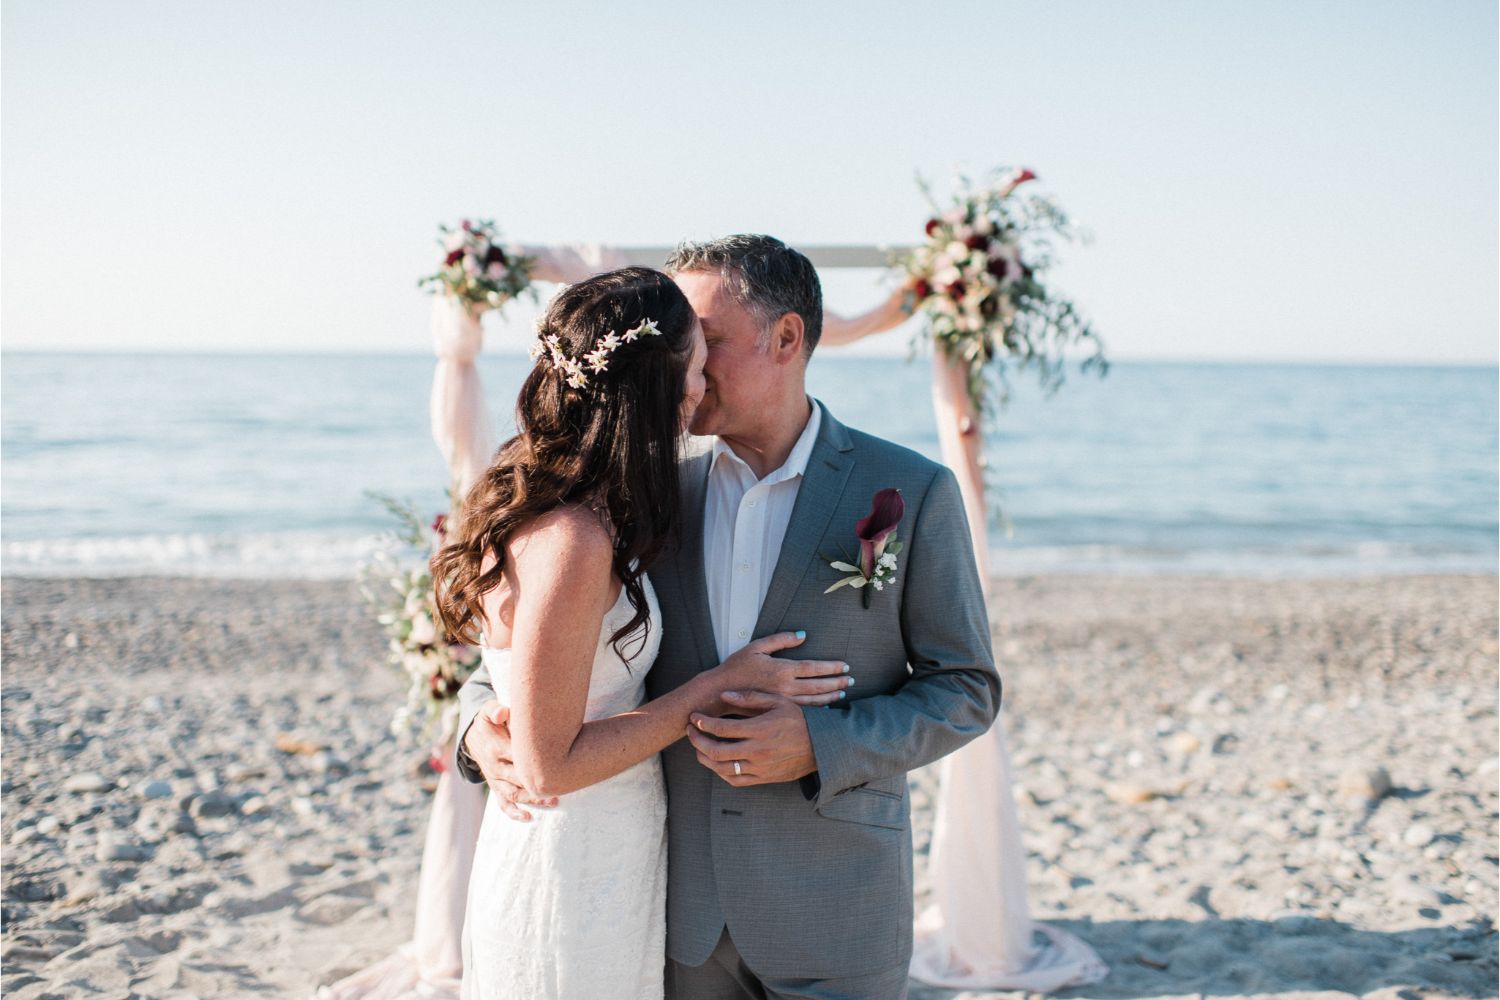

left=466, top=701, right=560, bottom=821
left=706, top=631, right=852, bottom=707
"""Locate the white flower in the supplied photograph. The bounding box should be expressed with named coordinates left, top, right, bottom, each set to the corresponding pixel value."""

left=409, top=614, right=437, bottom=646
left=879, top=552, right=897, bottom=569
left=599, top=333, right=621, bottom=351
left=485, top=261, right=505, bottom=280
left=443, top=231, right=467, bottom=253
left=622, top=318, right=659, bottom=343
left=932, top=266, right=962, bottom=289
left=945, top=240, right=970, bottom=261
left=528, top=342, right=545, bottom=360
left=873, top=580, right=884, bottom=591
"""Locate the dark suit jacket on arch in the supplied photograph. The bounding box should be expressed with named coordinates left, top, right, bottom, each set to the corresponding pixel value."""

left=455, top=399, right=1000, bottom=981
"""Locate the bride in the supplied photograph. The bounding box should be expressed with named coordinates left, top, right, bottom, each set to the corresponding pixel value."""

left=430, top=267, right=853, bottom=1000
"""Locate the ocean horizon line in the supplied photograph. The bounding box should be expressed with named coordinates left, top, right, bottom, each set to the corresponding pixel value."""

left=2, top=348, right=1496, bottom=370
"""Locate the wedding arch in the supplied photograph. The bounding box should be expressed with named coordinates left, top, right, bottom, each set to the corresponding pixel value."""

left=318, top=171, right=1107, bottom=997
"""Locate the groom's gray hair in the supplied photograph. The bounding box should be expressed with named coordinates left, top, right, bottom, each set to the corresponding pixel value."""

left=664, top=234, right=823, bottom=357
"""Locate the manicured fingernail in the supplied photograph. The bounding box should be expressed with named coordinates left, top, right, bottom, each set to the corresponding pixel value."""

left=838, top=691, right=847, bottom=699
left=723, top=690, right=742, bottom=699
left=846, top=676, right=855, bottom=686
left=795, top=630, right=807, bottom=640
left=841, top=663, right=851, bottom=673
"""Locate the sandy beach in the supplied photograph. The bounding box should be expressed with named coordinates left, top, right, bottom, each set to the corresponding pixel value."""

left=2, top=572, right=1495, bottom=998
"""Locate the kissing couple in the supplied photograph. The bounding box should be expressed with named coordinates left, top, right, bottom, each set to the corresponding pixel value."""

left=433, top=235, right=1000, bottom=999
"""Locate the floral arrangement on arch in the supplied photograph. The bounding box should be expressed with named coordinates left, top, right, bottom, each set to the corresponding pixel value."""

left=358, top=494, right=481, bottom=770
left=902, top=168, right=1107, bottom=417
left=418, top=218, right=535, bottom=313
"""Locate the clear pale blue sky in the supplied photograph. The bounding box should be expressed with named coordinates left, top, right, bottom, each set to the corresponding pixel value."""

left=3, top=0, right=1496, bottom=362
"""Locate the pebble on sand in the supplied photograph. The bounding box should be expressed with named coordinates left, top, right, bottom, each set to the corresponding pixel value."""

left=1167, top=731, right=1202, bottom=755
left=1336, top=765, right=1392, bottom=802
left=1107, top=782, right=1159, bottom=805
left=138, top=779, right=174, bottom=800
left=63, top=772, right=113, bottom=794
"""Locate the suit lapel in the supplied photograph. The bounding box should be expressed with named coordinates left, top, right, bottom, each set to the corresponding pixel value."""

left=671, top=447, right=719, bottom=672
left=752, top=402, right=855, bottom=638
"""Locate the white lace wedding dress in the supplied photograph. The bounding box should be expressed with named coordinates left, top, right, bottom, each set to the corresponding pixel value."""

left=460, top=574, right=668, bottom=1000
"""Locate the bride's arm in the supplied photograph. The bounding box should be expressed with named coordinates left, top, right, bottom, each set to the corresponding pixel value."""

left=499, top=508, right=849, bottom=798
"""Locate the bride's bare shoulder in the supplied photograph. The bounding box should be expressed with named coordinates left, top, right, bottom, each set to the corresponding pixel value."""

left=505, top=505, right=614, bottom=585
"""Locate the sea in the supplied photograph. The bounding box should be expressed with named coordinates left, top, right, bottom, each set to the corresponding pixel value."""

left=2, top=353, right=1495, bottom=579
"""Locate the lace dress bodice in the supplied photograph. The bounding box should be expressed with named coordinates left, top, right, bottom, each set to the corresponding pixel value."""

left=478, top=573, right=662, bottom=728
left=461, top=572, right=668, bottom=1000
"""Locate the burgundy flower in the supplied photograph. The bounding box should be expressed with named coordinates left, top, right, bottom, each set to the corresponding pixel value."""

left=429, top=672, right=460, bottom=699
left=943, top=279, right=966, bottom=300
left=431, top=513, right=448, bottom=537
left=911, top=278, right=932, bottom=300
left=924, top=218, right=942, bottom=237
left=444, top=249, right=463, bottom=266
left=1004, top=168, right=1038, bottom=195
left=965, top=233, right=988, bottom=251
left=460, top=219, right=472, bottom=232
left=484, top=245, right=508, bottom=266
left=856, top=488, right=905, bottom=580
left=986, top=257, right=1010, bottom=279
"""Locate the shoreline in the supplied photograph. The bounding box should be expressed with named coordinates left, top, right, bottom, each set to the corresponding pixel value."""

left=3, top=573, right=1496, bottom=998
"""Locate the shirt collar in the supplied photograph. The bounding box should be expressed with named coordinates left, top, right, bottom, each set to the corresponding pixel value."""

left=710, top=397, right=823, bottom=486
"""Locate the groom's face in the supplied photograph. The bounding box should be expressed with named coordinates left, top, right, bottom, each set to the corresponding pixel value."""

left=674, top=270, right=775, bottom=439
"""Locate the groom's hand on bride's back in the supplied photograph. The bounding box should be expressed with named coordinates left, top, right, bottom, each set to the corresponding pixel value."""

left=463, top=702, right=557, bottom=821
left=685, top=690, right=818, bottom=787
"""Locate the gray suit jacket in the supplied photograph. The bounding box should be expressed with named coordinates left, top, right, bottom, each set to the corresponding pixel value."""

left=454, top=400, right=999, bottom=980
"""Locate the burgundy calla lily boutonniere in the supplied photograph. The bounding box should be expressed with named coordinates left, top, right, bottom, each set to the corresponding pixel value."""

left=825, top=488, right=905, bottom=608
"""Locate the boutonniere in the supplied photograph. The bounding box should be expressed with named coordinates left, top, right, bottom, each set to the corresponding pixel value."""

left=824, top=488, right=905, bottom=608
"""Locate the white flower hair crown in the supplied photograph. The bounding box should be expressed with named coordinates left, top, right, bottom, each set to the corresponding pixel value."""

left=529, top=318, right=662, bottom=390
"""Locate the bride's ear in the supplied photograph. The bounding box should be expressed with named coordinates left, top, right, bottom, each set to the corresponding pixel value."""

left=771, top=313, right=805, bottom=366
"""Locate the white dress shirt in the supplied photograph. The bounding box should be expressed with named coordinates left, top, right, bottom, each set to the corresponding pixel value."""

left=704, top=399, right=823, bottom=661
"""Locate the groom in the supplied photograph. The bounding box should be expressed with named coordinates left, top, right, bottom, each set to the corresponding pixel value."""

left=455, top=235, right=999, bottom=998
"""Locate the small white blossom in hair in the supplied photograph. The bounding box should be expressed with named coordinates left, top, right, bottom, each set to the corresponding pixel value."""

left=622, top=318, right=659, bottom=343
left=531, top=316, right=663, bottom=389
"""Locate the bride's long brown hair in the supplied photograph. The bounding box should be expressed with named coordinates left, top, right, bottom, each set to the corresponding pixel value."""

left=431, top=267, right=694, bottom=659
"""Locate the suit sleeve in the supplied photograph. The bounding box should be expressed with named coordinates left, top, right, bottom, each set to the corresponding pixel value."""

left=452, top=660, right=500, bottom=783
left=800, top=464, right=1000, bottom=804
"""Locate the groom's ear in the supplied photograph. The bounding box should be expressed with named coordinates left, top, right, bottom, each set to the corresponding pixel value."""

left=770, top=312, right=806, bottom=366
